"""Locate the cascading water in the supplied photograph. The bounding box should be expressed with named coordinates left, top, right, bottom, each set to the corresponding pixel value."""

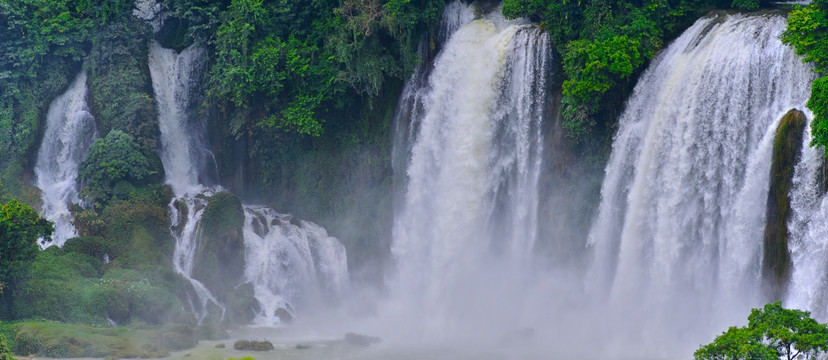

left=390, top=4, right=551, bottom=340
left=34, top=72, right=98, bottom=247
left=149, top=41, right=213, bottom=196
left=149, top=40, right=226, bottom=322
left=243, top=207, right=348, bottom=324
left=149, top=40, right=348, bottom=324
left=786, top=118, right=828, bottom=319
left=586, top=13, right=813, bottom=355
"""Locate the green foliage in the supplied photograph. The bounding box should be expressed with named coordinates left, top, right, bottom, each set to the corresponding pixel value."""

left=208, top=0, right=343, bottom=136
left=86, top=14, right=159, bottom=155
left=502, top=0, right=739, bottom=142
left=2, top=321, right=195, bottom=358
left=563, top=35, right=643, bottom=104
left=695, top=302, right=828, bottom=360
left=0, top=199, right=53, bottom=301
left=808, top=78, right=828, bottom=149
left=731, top=0, right=760, bottom=10
left=0, top=0, right=138, bottom=197
left=782, top=2, right=828, bottom=74
left=783, top=1, right=828, bottom=152
left=78, top=130, right=156, bottom=206
left=0, top=333, right=12, bottom=360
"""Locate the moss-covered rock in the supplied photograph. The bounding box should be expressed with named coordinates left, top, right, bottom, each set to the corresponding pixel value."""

left=763, top=109, right=806, bottom=296
left=226, top=282, right=260, bottom=325
left=233, top=340, right=274, bottom=351
left=191, top=191, right=246, bottom=311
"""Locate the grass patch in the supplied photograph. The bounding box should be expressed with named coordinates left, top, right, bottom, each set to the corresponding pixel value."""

left=0, top=321, right=196, bottom=358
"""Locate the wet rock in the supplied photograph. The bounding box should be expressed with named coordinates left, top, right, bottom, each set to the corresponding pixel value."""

left=233, top=340, right=275, bottom=351
left=763, top=108, right=806, bottom=296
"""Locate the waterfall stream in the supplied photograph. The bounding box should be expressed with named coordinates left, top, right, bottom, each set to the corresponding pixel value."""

left=34, top=72, right=98, bottom=247
left=149, top=40, right=348, bottom=324
left=786, top=113, right=828, bottom=319
left=384, top=8, right=819, bottom=358
left=149, top=40, right=225, bottom=322
left=586, top=13, right=814, bottom=354
left=390, top=4, right=551, bottom=339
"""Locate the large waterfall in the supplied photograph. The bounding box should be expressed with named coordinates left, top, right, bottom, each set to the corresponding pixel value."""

left=390, top=4, right=552, bottom=340
left=149, top=40, right=348, bottom=324
left=586, top=13, right=814, bottom=355
left=383, top=7, right=821, bottom=358
left=34, top=72, right=98, bottom=247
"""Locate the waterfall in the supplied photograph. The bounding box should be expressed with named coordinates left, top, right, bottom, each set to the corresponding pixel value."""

left=390, top=5, right=551, bottom=338
left=150, top=40, right=225, bottom=322
left=34, top=72, right=98, bottom=247
left=785, top=116, right=828, bottom=319
left=150, top=40, right=348, bottom=324
left=242, top=206, right=348, bottom=325
left=586, top=13, right=813, bottom=354
left=148, top=41, right=213, bottom=196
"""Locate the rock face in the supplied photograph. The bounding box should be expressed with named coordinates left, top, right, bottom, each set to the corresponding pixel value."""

left=190, top=192, right=246, bottom=314
left=763, top=109, right=807, bottom=296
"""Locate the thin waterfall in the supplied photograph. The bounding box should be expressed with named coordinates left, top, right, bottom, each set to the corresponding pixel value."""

left=149, top=41, right=212, bottom=196
left=149, top=40, right=225, bottom=322
left=34, top=72, right=98, bottom=247
left=390, top=5, right=551, bottom=340
left=586, top=13, right=813, bottom=355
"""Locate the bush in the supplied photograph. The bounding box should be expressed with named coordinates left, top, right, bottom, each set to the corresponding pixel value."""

left=78, top=130, right=156, bottom=206
left=0, top=333, right=13, bottom=360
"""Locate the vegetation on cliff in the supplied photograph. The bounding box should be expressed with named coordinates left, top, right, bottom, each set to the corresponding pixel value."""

left=783, top=0, right=828, bottom=151
left=0, top=0, right=808, bottom=357
left=502, top=0, right=768, bottom=145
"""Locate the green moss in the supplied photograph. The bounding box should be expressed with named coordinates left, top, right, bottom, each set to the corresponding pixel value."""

left=763, top=109, right=807, bottom=295
left=188, top=191, right=246, bottom=312
left=202, top=191, right=245, bottom=238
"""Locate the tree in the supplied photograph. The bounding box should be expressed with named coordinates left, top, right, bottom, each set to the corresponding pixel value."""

left=78, top=130, right=154, bottom=206
left=0, top=199, right=54, bottom=277
left=0, top=199, right=53, bottom=313
left=695, top=302, right=828, bottom=360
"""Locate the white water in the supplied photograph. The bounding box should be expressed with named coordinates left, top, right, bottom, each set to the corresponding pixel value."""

left=150, top=40, right=348, bottom=324
left=785, top=115, right=828, bottom=319
left=243, top=207, right=348, bottom=325
left=34, top=72, right=98, bottom=247
left=150, top=41, right=225, bottom=322
left=389, top=5, right=551, bottom=341
left=586, top=13, right=813, bottom=356
left=149, top=41, right=212, bottom=197
left=380, top=9, right=819, bottom=359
